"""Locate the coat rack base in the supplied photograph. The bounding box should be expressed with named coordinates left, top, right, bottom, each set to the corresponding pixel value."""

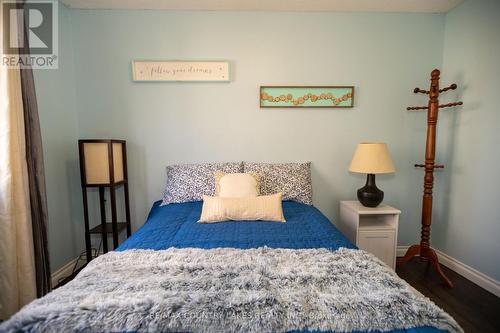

left=397, top=244, right=453, bottom=288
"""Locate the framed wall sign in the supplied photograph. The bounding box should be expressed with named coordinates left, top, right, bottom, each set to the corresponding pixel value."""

left=132, top=60, right=230, bottom=82
left=260, top=86, right=354, bottom=108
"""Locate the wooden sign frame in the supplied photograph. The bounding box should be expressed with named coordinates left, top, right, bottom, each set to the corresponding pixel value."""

left=260, top=86, right=354, bottom=108
left=132, top=60, right=230, bottom=82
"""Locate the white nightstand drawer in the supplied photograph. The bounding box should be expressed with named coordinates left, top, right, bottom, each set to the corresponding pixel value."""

left=358, top=230, right=396, bottom=268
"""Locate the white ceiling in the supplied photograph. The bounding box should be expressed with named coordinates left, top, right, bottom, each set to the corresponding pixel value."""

left=61, top=0, right=463, bottom=13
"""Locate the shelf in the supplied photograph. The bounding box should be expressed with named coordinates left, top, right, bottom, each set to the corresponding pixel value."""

left=83, top=180, right=127, bottom=188
left=359, top=215, right=397, bottom=230
left=89, top=222, right=127, bottom=234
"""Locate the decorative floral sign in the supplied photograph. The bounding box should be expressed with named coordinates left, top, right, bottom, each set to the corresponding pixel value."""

left=260, top=86, right=354, bottom=108
left=132, top=61, right=230, bottom=82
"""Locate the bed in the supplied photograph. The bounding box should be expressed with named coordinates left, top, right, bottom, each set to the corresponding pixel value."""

left=1, top=200, right=461, bottom=333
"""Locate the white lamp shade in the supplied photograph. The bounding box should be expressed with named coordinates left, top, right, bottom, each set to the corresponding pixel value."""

left=82, top=142, right=124, bottom=184
left=349, top=142, right=395, bottom=174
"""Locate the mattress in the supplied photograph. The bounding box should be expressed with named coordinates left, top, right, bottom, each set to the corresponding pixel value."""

left=115, top=201, right=446, bottom=333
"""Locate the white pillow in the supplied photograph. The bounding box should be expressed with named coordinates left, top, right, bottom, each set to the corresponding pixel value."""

left=198, top=193, right=286, bottom=223
left=214, top=172, right=260, bottom=198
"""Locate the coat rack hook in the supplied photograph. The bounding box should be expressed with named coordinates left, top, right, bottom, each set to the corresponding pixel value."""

left=439, top=83, right=457, bottom=93
left=407, top=106, right=429, bottom=111
left=413, top=87, right=429, bottom=94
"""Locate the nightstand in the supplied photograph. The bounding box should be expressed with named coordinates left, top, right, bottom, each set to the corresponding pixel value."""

left=338, top=201, right=401, bottom=269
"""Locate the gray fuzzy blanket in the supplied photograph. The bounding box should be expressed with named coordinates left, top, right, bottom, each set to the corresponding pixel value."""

left=1, top=247, right=462, bottom=333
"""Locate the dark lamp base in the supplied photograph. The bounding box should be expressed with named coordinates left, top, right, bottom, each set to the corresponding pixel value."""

left=357, top=173, right=384, bottom=207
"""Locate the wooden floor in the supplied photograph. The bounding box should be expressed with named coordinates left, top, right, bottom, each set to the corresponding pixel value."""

left=396, top=258, right=500, bottom=333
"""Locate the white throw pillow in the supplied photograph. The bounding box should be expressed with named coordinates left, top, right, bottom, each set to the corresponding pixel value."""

left=198, top=193, right=286, bottom=223
left=214, top=172, right=260, bottom=198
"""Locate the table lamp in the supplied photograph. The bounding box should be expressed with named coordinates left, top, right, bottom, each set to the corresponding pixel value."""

left=349, top=142, right=395, bottom=207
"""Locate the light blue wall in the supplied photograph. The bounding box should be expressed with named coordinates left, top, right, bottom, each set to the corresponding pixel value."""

left=35, top=3, right=499, bottom=281
left=433, top=0, right=500, bottom=280
left=68, top=10, right=444, bottom=245
left=37, top=5, right=487, bottom=274
left=33, top=3, right=83, bottom=272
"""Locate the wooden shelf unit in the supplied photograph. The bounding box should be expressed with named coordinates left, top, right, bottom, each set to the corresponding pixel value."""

left=79, top=139, right=132, bottom=263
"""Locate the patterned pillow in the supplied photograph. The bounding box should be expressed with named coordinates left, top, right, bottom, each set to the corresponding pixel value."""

left=161, top=162, right=243, bottom=205
left=243, top=162, right=312, bottom=205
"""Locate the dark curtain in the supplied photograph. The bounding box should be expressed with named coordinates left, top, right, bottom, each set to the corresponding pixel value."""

left=17, top=2, right=52, bottom=296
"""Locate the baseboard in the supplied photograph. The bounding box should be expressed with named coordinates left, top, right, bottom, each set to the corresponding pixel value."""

left=51, top=257, right=86, bottom=287
left=51, top=259, right=76, bottom=287
left=397, top=245, right=500, bottom=297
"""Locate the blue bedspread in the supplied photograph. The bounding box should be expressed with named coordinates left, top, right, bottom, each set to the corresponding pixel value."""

left=118, top=201, right=355, bottom=251
left=117, top=201, right=446, bottom=333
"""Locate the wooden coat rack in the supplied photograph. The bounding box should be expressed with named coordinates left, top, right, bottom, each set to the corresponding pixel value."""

left=397, top=69, right=462, bottom=288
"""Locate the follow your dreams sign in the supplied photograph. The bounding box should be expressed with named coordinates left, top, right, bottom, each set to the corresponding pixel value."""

left=1, top=0, right=58, bottom=69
